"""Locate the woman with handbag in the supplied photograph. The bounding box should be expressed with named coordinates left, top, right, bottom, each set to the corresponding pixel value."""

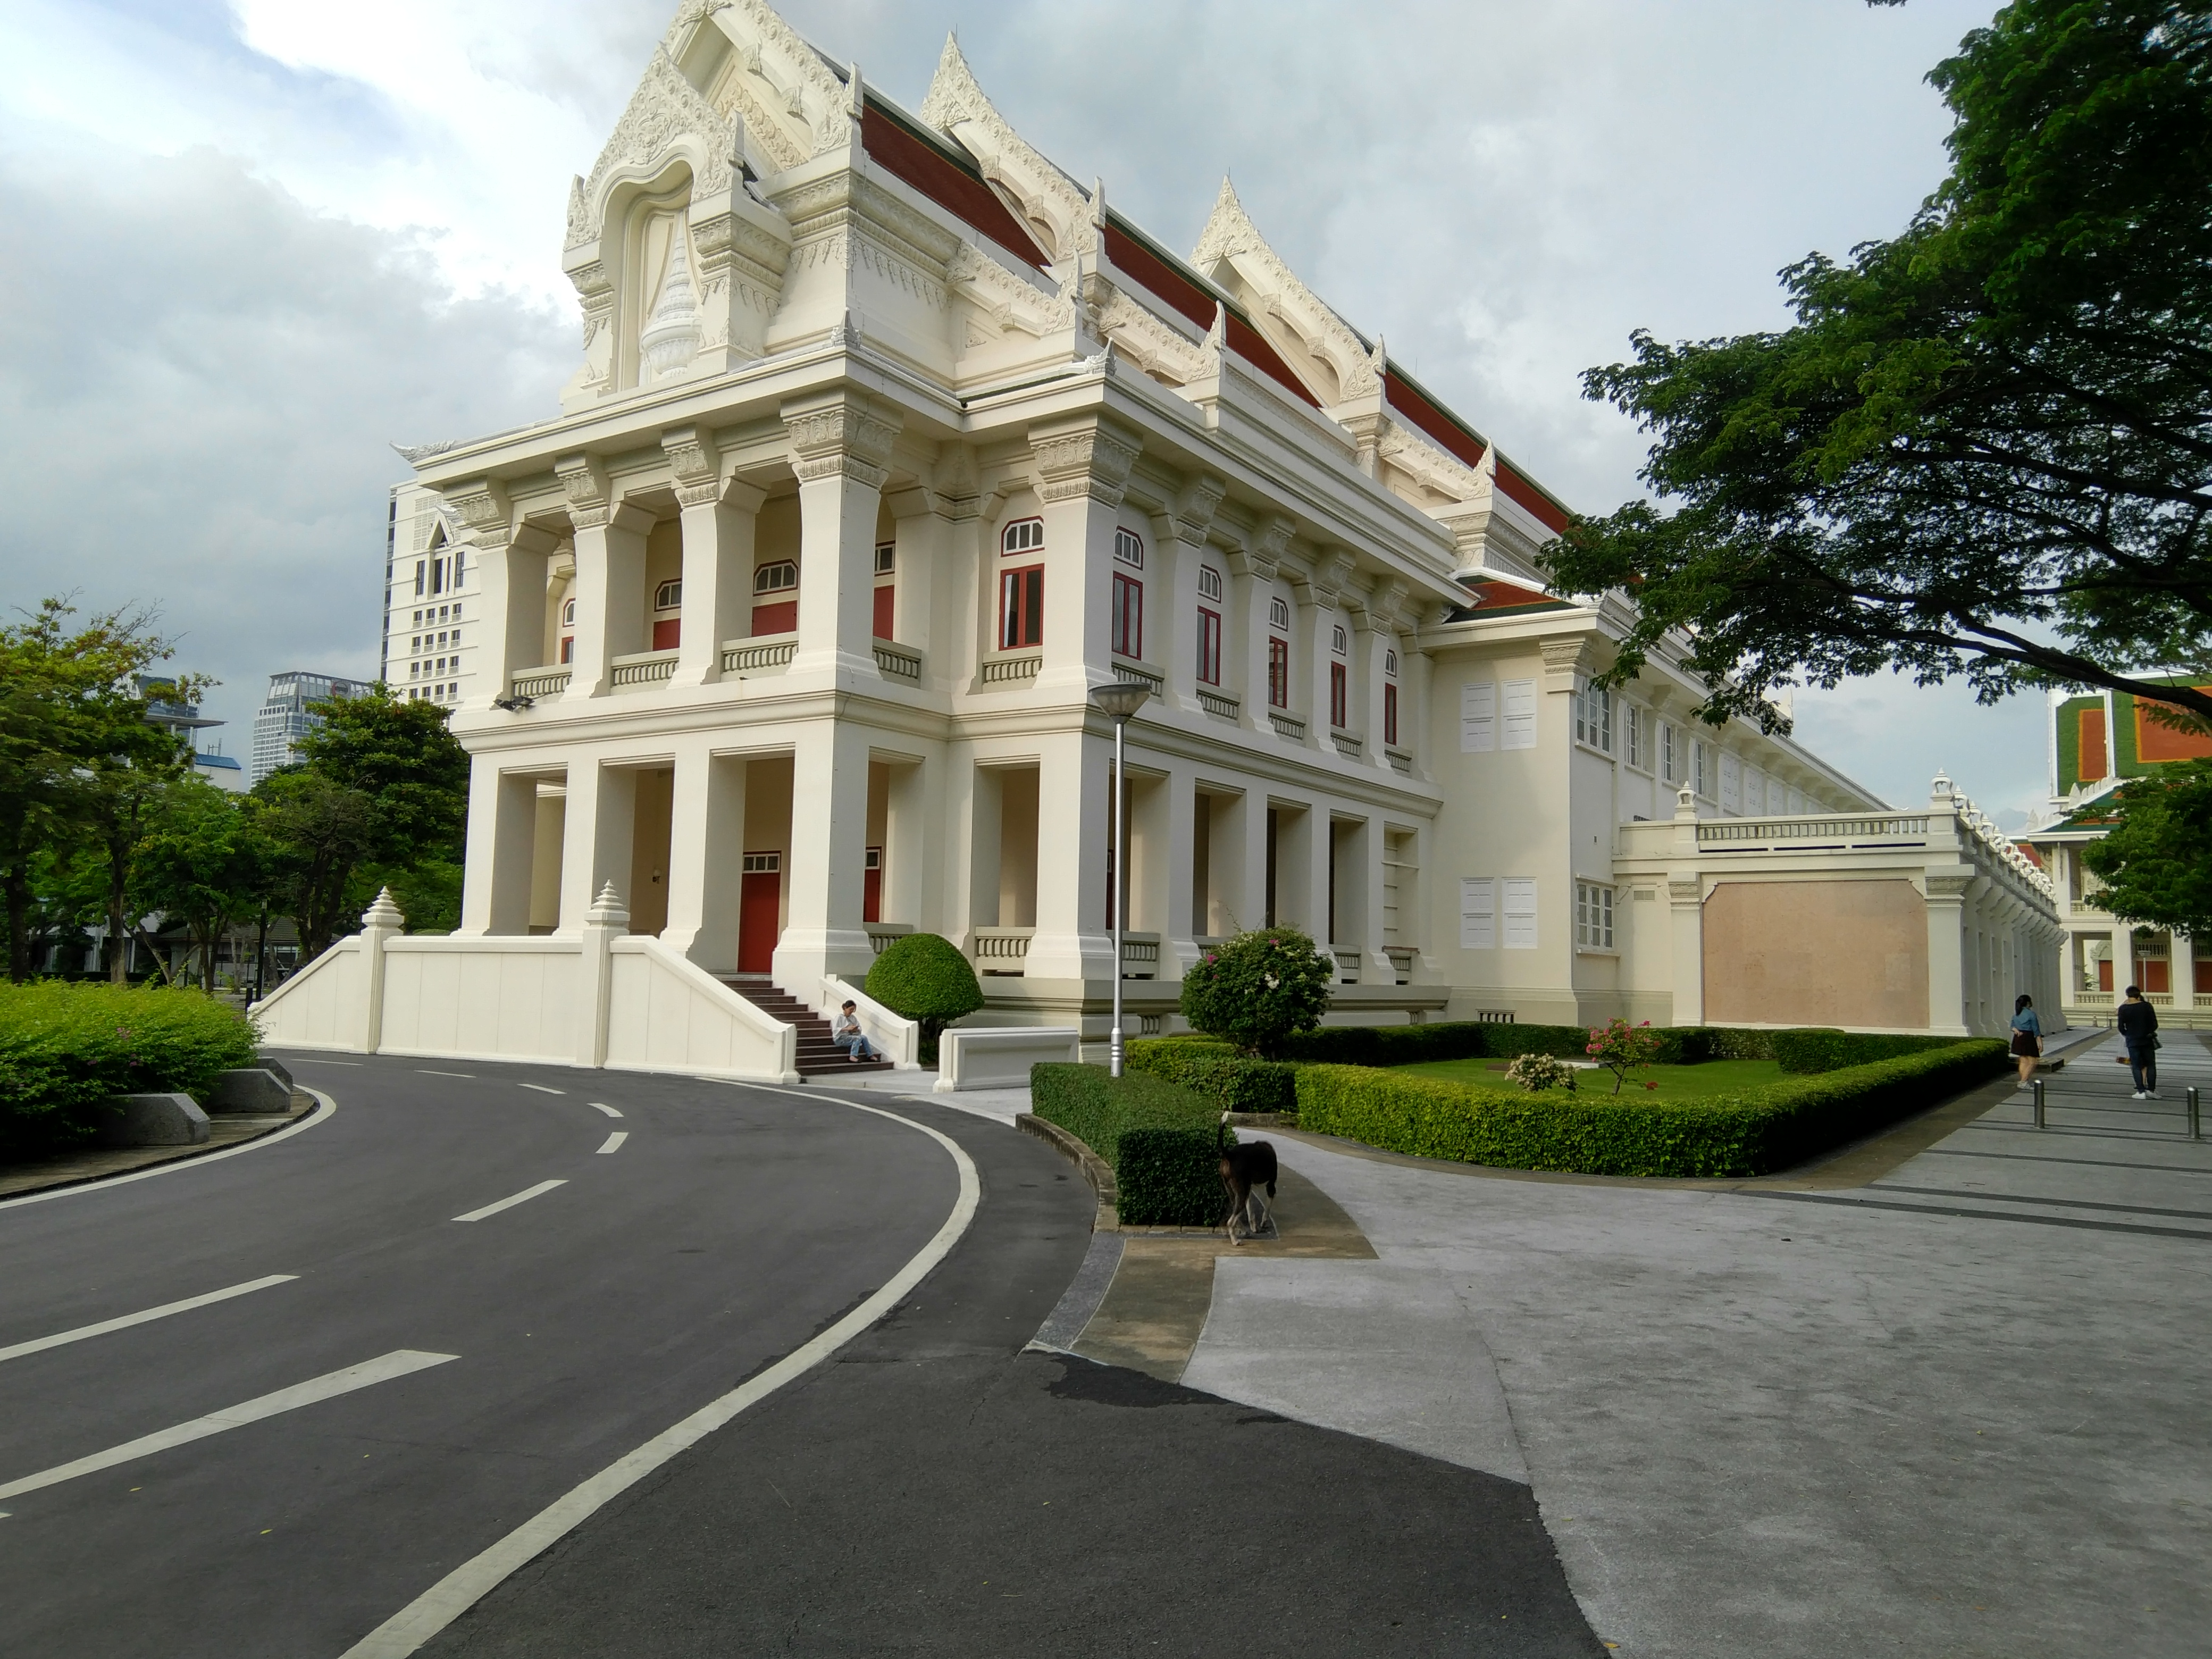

left=2115, top=984, right=2160, bottom=1100
left=2008, top=994, right=2043, bottom=1086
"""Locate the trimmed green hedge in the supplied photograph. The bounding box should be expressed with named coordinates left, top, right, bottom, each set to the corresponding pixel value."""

left=1124, top=1038, right=1298, bottom=1115
left=1030, top=1062, right=1228, bottom=1226
left=1767, top=1029, right=1975, bottom=1074
left=1280, top=1021, right=1966, bottom=1074
left=1293, top=1039, right=2008, bottom=1178
left=0, top=983, right=259, bottom=1158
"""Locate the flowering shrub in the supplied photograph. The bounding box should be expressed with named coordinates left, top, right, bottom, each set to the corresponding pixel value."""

left=0, top=983, right=259, bottom=1157
left=1586, top=1017, right=1664, bottom=1096
left=1178, top=926, right=1334, bottom=1058
left=1504, top=1052, right=1576, bottom=1093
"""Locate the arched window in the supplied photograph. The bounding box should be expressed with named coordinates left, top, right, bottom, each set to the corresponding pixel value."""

left=1384, top=648, right=1399, bottom=677
left=1330, top=624, right=1348, bottom=655
left=1113, top=527, right=1143, bottom=568
left=653, top=579, right=682, bottom=611
left=753, top=562, right=798, bottom=595
left=1197, top=565, right=1222, bottom=601
left=561, top=598, right=576, bottom=626
left=1269, top=596, right=1291, bottom=630
left=1002, top=518, right=1044, bottom=556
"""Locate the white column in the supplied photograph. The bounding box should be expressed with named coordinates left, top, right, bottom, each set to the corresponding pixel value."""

left=784, top=393, right=900, bottom=681
left=560, top=474, right=653, bottom=701
left=666, top=426, right=762, bottom=690
left=1028, top=414, right=1142, bottom=694
left=558, top=757, right=636, bottom=939
left=1026, top=727, right=1113, bottom=983
left=458, top=758, right=537, bottom=936
left=773, top=717, right=875, bottom=985
left=1164, top=768, right=1200, bottom=978
left=660, top=743, right=745, bottom=967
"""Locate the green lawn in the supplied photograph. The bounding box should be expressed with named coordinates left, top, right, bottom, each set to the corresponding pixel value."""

left=1388, top=1057, right=1789, bottom=1101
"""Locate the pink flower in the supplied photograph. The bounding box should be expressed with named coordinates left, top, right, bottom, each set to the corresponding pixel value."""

left=1644, top=1080, right=1658, bottom=1091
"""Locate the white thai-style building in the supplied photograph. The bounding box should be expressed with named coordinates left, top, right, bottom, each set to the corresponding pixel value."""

left=256, top=0, right=2064, bottom=1078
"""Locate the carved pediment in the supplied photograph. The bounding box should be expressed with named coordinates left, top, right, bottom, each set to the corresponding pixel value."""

left=674, top=0, right=850, bottom=175
left=567, top=47, right=735, bottom=250
left=1191, top=179, right=1378, bottom=406
left=920, top=35, right=1093, bottom=263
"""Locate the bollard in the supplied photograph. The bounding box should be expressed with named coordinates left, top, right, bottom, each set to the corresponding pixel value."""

left=2033, top=1077, right=2046, bottom=1129
left=2190, top=1086, right=2202, bottom=1142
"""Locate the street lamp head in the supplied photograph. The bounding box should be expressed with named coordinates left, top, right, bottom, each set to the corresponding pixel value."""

left=1090, top=680, right=1150, bottom=722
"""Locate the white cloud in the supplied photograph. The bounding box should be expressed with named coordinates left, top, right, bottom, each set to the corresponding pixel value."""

left=0, top=0, right=2044, bottom=811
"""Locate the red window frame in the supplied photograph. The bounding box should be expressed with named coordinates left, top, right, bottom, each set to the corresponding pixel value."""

left=1384, top=682, right=1398, bottom=747
left=1111, top=572, right=1143, bottom=659
left=1329, top=661, right=1348, bottom=728
left=1196, top=607, right=1222, bottom=685
left=999, top=565, right=1044, bottom=650
left=1267, top=637, right=1290, bottom=709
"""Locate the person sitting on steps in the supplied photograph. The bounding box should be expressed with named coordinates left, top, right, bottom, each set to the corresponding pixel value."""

left=831, top=1001, right=877, bottom=1064
left=2116, top=983, right=2160, bottom=1101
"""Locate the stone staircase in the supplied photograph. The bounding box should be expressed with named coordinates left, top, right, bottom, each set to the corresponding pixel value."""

left=719, top=978, right=893, bottom=1077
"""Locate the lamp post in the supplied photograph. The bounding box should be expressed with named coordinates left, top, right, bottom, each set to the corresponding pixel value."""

left=1091, top=680, right=1151, bottom=1077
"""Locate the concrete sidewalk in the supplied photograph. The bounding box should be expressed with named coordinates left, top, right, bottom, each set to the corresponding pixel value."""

left=1180, top=1034, right=2212, bottom=1658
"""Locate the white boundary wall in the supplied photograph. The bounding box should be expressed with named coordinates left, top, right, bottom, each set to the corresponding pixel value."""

left=253, top=887, right=798, bottom=1083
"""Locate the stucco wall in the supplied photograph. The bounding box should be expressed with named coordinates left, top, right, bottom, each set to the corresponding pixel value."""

left=1703, top=878, right=1929, bottom=1029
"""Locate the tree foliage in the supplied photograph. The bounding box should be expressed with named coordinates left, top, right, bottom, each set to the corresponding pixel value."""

left=863, top=933, right=985, bottom=1062
left=1584, top=1017, right=1664, bottom=1096
left=2079, top=760, right=2212, bottom=932
left=1178, top=926, right=1334, bottom=1059
left=1547, top=2, right=2212, bottom=731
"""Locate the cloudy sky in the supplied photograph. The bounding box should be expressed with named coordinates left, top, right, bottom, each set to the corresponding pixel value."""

left=0, top=0, right=2049, bottom=819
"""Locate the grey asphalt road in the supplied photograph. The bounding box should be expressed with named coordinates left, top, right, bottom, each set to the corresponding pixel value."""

left=1, top=1054, right=1602, bottom=1658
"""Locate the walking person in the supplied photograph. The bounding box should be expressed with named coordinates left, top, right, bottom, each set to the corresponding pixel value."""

left=2009, top=993, right=2043, bottom=1087
left=831, top=1000, right=877, bottom=1064
left=2116, top=983, right=2160, bottom=1100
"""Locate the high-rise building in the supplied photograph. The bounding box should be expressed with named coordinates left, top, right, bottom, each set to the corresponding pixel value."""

left=138, top=675, right=249, bottom=793
left=381, top=482, right=479, bottom=710
left=251, top=671, right=370, bottom=785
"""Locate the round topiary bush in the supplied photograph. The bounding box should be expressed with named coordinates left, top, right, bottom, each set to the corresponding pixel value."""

left=1178, top=925, right=1334, bottom=1059
left=864, top=933, right=985, bottom=1065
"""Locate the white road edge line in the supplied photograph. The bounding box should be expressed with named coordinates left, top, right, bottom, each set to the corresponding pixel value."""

left=0, top=1350, right=458, bottom=1511
left=596, top=1132, right=627, bottom=1155
left=588, top=1102, right=623, bottom=1119
left=516, top=1084, right=565, bottom=1095
left=0, top=1275, right=299, bottom=1366
left=0, top=1091, right=338, bottom=1212
left=452, top=1180, right=567, bottom=1222
left=339, top=1090, right=979, bottom=1659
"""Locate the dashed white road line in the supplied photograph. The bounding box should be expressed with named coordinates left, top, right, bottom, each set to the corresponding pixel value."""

left=516, top=1084, right=565, bottom=1096
left=338, top=1092, right=980, bottom=1659
left=596, top=1132, right=627, bottom=1155
left=0, top=1350, right=458, bottom=1516
left=417, top=1070, right=475, bottom=1079
left=0, top=1276, right=299, bottom=1367
left=588, top=1103, right=623, bottom=1119
left=452, top=1180, right=567, bottom=1223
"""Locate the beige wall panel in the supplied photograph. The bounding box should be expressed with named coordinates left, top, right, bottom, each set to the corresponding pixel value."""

left=1704, top=879, right=1928, bottom=1029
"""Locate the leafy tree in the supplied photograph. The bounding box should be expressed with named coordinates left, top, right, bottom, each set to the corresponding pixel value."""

left=0, top=600, right=179, bottom=981
left=1178, top=926, right=1334, bottom=1059
left=2079, top=760, right=2212, bottom=933
left=255, top=688, right=469, bottom=961
left=134, top=779, right=273, bottom=993
left=1547, top=3, right=2212, bottom=732
left=864, top=933, right=985, bottom=1064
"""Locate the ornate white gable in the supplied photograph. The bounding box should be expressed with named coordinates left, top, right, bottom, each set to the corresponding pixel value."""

left=566, top=47, right=736, bottom=251
left=919, top=35, right=1094, bottom=264
left=1191, top=179, right=1378, bottom=407
left=669, top=0, right=850, bottom=176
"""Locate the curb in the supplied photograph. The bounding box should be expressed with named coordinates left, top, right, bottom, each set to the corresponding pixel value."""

left=1016, top=1112, right=1120, bottom=1231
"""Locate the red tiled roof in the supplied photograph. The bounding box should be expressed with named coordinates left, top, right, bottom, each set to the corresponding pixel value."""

left=861, top=103, right=1050, bottom=269
left=1451, top=578, right=1568, bottom=616
left=1382, top=367, right=1486, bottom=471
left=1497, top=460, right=1571, bottom=534
left=1102, top=222, right=1320, bottom=408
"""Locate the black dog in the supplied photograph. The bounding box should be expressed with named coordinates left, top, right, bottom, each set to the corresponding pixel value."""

left=1218, top=1112, right=1278, bottom=1244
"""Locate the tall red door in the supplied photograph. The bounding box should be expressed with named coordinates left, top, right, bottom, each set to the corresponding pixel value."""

left=863, top=846, right=882, bottom=925
left=739, top=852, right=781, bottom=974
